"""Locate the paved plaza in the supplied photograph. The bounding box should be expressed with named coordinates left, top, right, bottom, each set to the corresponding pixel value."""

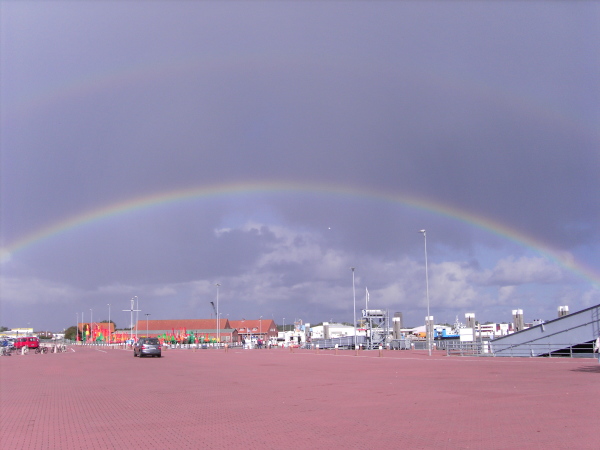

left=1, top=346, right=598, bottom=449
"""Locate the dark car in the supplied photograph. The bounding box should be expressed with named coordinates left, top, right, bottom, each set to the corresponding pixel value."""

left=134, top=338, right=161, bottom=358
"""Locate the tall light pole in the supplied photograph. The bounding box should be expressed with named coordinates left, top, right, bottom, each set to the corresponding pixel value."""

left=351, top=267, right=357, bottom=350
left=215, top=283, right=220, bottom=345
left=134, top=296, right=139, bottom=339
left=76, top=312, right=79, bottom=344
left=419, top=230, right=431, bottom=356
left=123, top=297, right=141, bottom=342
left=145, top=314, right=151, bottom=337
left=107, top=304, right=111, bottom=344
left=90, top=308, right=93, bottom=343
left=259, top=316, right=263, bottom=343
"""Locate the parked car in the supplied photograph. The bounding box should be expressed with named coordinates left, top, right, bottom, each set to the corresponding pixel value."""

left=1, top=338, right=15, bottom=349
left=134, top=338, right=161, bottom=358
left=13, top=337, right=28, bottom=349
left=13, top=337, right=40, bottom=350
left=25, top=337, right=40, bottom=349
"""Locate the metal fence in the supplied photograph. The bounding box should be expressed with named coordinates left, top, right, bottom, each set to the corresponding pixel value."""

left=311, top=336, right=366, bottom=349
left=445, top=340, right=599, bottom=358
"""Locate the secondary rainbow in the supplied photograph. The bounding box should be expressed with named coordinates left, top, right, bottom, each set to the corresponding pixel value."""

left=10, top=53, right=597, bottom=143
left=2, top=181, right=598, bottom=286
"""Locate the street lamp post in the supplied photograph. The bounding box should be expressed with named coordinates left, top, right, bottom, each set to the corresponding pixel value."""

left=215, top=284, right=221, bottom=346
left=145, top=314, right=151, bottom=337
left=107, top=304, right=111, bottom=344
left=90, top=308, right=93, bottom=344
left=351, top=267, right=357, bottom=350
left=259, top=316, right=263, bottom=344
left=123, top=297, right=141, bottom=342
left=419, top=230, right=431, bottom=356
left=134, top=296, right=139, bottom=340
left=76, top=312, right=78, bottom=344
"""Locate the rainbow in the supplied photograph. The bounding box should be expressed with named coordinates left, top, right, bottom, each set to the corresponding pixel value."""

left=1, top=181, right=598, bottom=286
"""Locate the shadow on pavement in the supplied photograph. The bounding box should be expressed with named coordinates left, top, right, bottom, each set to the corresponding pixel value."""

left=571, top=364, right=600, bottom=373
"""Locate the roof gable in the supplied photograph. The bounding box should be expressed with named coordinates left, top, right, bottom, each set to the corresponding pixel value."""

left=229, top=319, right=277, bottom=332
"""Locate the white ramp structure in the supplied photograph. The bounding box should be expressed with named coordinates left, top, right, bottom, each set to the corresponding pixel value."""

left=491, top=304, right=600, bottom=357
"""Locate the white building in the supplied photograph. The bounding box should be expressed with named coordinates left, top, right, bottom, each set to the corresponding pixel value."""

left=477, top=323, right=514, bottom=338
left=1, top=328, right=34, bottom=338
left=309, top=323, right=358, bottom=339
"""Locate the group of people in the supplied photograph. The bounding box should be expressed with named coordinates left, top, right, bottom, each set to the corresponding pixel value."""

left=241, top=337, right=271, bottom=349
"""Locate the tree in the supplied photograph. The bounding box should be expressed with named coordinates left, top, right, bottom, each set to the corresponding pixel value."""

left=64, top=325, right=78, bottom=341
left=0, top=326, right=8, bottom=332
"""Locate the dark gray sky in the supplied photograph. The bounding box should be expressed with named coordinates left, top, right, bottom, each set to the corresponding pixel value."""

left=1, top=1, right=599, bottom=332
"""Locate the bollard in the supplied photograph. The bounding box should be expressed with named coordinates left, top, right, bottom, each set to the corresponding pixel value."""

left=316, top=344, right=319, bottom=354
left=355, top=344, right=359, bottom=356
left=335, top=344, right=338, bottom=355
left=379, top=345, right=383, bottom=357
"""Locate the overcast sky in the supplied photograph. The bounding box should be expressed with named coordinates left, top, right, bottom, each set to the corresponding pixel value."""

left=1, top=1, right=599, bottom=332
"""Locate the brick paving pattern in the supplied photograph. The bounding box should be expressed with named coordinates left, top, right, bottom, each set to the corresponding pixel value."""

left=1, top=346, right=598, bottom=449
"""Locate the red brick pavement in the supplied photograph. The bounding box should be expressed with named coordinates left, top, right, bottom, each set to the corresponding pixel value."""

left=1, top=346, right=598, bottom=449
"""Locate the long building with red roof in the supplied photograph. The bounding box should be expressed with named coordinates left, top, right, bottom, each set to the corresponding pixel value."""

left=133, top=318, right=237, bottom=342
left=132, top=318, right=278, bottom=343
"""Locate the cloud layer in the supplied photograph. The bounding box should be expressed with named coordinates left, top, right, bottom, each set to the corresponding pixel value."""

left=1, top=2, right=598, bottom=331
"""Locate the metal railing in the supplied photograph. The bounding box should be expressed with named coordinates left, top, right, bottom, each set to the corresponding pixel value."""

left=312, top=336, right=366, bottom=349
left=446, top=340, right=598, bottom=358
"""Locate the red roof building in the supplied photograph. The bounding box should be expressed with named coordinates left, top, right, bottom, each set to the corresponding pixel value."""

left=134, top=319, right=237, bottom=343
left=131, top=318, right=278, bottom=343
left=229, top=319, right=278, bottom=342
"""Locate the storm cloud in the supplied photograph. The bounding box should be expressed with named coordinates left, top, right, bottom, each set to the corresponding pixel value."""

left=1, top=2, right=598, bottom=331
